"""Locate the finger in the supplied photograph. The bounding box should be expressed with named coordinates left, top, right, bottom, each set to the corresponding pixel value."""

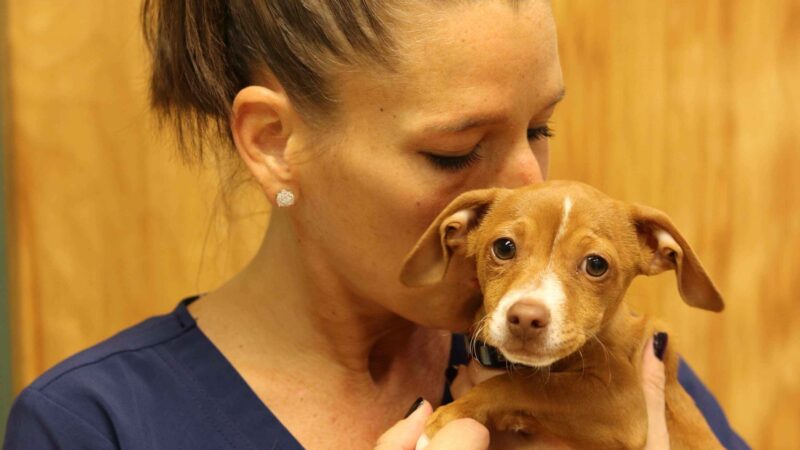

left=450, top=365, right=474, bottom=399
left=467, top=359, right=506, bottom=385
left=467, top=358, right=483, bottom=383
left=375, top=399, right=433, bottom=450
left=427, top=418, right=489, bottom=450
left=641, top=333, right=670, bottom=450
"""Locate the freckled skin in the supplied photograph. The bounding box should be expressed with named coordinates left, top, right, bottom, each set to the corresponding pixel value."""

left=288, top=0, right=564, bottom=330
left=193, top=2, right=566, bottom=448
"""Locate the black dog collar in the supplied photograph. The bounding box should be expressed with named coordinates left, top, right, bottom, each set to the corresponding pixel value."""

left=465, top=335, right=511, bottom=369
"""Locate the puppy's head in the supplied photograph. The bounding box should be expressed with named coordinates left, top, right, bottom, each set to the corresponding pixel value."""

left=401, top=180, right=723, bottom=367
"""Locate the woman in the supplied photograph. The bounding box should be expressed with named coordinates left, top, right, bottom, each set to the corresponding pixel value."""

left=3, top=1, right=747, bottom=449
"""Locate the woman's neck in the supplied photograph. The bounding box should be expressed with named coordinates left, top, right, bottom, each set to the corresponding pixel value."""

left=190, top=211, right=450, bottom=385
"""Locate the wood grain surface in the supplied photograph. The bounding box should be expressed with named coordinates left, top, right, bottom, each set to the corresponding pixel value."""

left=5, top=1, right=799, bottom=448
left=5, top=0, right=268, bottom=394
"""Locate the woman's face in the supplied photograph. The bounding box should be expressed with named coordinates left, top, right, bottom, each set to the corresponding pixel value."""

left=288, top=0, right=564, bottom=330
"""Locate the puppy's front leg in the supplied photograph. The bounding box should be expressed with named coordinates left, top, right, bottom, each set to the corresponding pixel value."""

left=425, top=369, right=647, bottom=450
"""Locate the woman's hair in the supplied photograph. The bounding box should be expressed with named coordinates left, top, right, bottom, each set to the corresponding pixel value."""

left=141, top=0, right=401, bottom=163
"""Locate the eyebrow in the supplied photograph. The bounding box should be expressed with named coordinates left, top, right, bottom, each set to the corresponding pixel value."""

left=422, top=87, right=567, bottom=134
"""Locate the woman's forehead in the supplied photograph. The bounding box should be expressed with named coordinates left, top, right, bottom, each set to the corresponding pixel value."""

left=336, top=0, right=562, bottom=132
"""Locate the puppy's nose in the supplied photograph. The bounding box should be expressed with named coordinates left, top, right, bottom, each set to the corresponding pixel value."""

left=507, top=301, right=550, bottom=335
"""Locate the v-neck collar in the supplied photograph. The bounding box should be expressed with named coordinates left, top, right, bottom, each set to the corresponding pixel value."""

left=167, top=295, right=465, bottom=449
left=168, top=295, right=304, bottom=449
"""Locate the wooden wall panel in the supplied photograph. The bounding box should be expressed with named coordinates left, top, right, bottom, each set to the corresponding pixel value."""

left=550, top=1, right=800, bottom=448
left=5, top=1, right=798, bottom=448
left=1, top=0, right=13, bottom=439
left=6, top=0, right=266, bottom=392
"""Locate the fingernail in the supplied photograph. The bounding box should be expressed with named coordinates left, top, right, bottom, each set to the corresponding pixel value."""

left=653, top=332, right=669, bottom=361
left=404, top=397, right=424, bottom=418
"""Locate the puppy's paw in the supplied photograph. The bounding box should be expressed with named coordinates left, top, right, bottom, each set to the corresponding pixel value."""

left=423, top=404, right=463, bottom=439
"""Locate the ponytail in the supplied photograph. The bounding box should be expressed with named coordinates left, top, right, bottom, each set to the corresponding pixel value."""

left=141, top=0, right=397, bottom=164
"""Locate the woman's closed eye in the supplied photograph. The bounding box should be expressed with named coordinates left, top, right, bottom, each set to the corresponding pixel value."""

left=423, top=144, right=484, bottom=171
left=423, top=126, right=553, bottom=172
left=527, top=125, right=554, bottom=141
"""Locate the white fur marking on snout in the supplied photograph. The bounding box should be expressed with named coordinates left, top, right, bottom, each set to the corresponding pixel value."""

left=487, top=270, right=566, bottom=353
left=484, top=196, right=573, bottom=364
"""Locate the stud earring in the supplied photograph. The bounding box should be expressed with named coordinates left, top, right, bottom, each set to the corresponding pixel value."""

left=275, top=188, right=296, bottom=207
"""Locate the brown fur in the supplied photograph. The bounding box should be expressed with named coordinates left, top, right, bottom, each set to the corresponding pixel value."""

left=401, top=180, right=724, bottom=449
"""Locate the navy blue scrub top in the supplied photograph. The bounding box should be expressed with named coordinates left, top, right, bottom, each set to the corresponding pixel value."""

left=3, top=295, right=750, bottom=449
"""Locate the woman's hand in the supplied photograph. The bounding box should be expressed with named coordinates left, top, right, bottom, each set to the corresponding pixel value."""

left=375, top=399, right=489, bottom=450
left=448, top=334, right=672, bottom=449
left=641, top=333, right=671, bottom=450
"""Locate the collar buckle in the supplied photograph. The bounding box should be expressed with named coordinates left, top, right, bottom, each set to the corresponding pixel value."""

left=465, top=336, right=511, bottom=369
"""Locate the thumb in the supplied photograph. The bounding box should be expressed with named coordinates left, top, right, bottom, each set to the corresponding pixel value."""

left=642, top=332, right=670, bottom=450
left=375, top=399, right=432, bottom=450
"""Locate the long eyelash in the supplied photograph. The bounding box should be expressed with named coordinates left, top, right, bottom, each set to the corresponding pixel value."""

left=528, top=125, right=554, bottom=141
left=425, top=144, right=484, bottom=171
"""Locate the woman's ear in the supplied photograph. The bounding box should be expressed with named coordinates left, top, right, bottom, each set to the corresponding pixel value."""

left=231, top=83, right=298, bottom=205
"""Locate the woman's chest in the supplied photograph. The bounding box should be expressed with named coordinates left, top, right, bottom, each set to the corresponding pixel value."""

left=243, top=368, right=442, bottom=449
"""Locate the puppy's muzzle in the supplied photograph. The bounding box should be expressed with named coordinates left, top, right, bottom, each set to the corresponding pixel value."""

left=506, top=300, right=551, bottom=339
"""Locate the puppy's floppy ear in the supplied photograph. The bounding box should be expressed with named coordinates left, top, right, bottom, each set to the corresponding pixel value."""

left=630, top=204, right=724, bottom=312
left=401, top=188, right=505, bottom=287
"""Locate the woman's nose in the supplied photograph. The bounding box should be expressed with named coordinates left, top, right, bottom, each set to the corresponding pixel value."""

left=490, top=140, right=546, bottom=188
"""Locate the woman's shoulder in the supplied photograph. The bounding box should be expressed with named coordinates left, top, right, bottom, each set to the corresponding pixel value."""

left=27, top=298, right=192, bottom=395
left=2, top=296, right=237, bottom=450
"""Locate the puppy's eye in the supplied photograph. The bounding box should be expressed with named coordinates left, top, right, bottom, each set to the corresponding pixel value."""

left=492, top=238, right=516, bottom=260
left=583, top=255, right=609, bottom=277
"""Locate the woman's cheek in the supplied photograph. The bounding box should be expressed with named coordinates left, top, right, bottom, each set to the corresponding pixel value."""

left=534, top=145, right=550, bottom=181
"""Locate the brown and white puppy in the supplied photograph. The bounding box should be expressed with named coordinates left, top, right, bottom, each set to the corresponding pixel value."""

left=401, top=180, right=724, bottom=450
